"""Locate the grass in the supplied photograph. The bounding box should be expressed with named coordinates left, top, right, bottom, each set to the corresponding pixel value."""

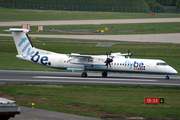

left=1, top=22, right=180, bottom=35
left=1, top=7, right=180, bottom=22
left=0, top=84, right=180, bottom=119
left=0, top=41, right=180, bottom=74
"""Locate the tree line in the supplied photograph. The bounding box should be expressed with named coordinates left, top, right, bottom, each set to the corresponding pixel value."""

left=1, top=0, right=180, bottom=10
left=145, top=0, right=180, bottom=9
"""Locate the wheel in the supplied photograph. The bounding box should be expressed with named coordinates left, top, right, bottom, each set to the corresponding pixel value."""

left=81, top=72, right=87, bottom=77
left=102, top=71, right=107, bottom=77
left=165, top=75, right=169, bottom=80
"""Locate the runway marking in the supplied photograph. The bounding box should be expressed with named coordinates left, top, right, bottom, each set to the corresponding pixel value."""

left=33, top=76, right=158, bottom=82
left=0, top=79, right=180, bottom=86
left=90, top=74, right=166, bottom=79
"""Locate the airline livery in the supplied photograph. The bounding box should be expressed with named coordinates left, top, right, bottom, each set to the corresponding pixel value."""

left=5, top=28, right=177, bottom=79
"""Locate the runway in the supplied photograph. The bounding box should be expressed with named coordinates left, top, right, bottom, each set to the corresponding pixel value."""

left=0, top=70, right=180, bottom=86
left=1, top=18, right=180, bottom=26
left=1, top=33, right=180, bottom=44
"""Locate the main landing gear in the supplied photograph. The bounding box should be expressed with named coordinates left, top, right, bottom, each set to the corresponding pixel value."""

left=102, top=71, right=108, bottom=77
left=165, top=75, right=170, bottom=80
left=81, top=71, right=108, bottom=77
left=81, top=72, right=87, bottom=77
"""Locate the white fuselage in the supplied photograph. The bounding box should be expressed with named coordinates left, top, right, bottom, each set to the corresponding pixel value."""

left=17, top=48, right=177, bottom=75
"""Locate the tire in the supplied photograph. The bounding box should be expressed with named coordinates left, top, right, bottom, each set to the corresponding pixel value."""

left=81, top=72, right=87, bottom=77
left=102, top=71, right=107, bottom=77
left=165, top=76, right=169, bottom=80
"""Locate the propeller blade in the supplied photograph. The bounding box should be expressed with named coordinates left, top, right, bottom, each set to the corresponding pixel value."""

left=130, top=53, right=133, bottom=58
left=105, top=50, right=113, bottom=69
left=109, top=63, right=111, bottom=68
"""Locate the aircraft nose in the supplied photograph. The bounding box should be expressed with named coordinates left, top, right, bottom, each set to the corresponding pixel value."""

left=170, top=67, right=178, bottom=74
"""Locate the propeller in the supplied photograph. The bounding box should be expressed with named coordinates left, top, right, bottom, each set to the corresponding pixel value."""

left=128, top=49, right=133, bottom=58
left=105, top=50, right=113, bottom=69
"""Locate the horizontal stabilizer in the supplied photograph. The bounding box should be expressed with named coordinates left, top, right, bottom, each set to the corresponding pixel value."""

left=4, top=28, right=29, bottom=33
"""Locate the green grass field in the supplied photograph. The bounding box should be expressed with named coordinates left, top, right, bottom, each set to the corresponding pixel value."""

left=1, top=22, right=180, bottom=35
left=0, top=84, right=180, bottom=119
left=1, top=7, right=180, bottom=22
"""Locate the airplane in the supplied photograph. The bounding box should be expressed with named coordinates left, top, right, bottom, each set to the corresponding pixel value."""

left=5, top=28, right=178, bottom=79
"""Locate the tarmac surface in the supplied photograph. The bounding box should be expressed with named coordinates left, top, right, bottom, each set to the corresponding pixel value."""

left=10, top=106, right=99, bottom=120
left=1, top=18, right=180, bottom=26
left=1, top=70, right=180, bottom=86
left=1, top=33, right=180, bottom=44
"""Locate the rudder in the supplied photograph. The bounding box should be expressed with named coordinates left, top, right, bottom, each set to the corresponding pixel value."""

left=5, top=28, right=36, bottom=58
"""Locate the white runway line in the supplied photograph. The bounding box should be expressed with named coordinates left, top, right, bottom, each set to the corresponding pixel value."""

left=33, top=76, right=157, bottom=81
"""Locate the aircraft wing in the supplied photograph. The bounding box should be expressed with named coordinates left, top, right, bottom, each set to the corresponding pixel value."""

left=111, top=52, right=132, bottom=57
left=67, top=63, right=106, bottom=71
left=72, top=63, right=106, bottom=67
left=119, top=53, right=132, bottom=56
left=67, top=53, right=106, bottom=68
left=68, top=54, right=92, bottom=58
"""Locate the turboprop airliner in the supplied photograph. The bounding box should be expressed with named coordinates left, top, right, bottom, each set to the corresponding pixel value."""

left=5, top=28, right=178, bottom=79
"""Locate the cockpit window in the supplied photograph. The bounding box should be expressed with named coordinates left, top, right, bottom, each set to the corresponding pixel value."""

left=157, top=62, right=168, bottom=66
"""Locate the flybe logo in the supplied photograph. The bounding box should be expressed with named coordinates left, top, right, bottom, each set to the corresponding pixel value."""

left=19, top=37, right=51, bottom=66
left=31, top=52, right=51, bottom=65
left=125, top=60, right=145, bottom=70
left=18, top=37, right=35, bottom=58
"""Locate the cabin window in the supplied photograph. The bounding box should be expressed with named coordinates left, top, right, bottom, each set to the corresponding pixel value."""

left=156, top=62, right=168, bottom=66
left=114, top=63, right=116, bottom=65
left=117, top=63, right=119, bottom=65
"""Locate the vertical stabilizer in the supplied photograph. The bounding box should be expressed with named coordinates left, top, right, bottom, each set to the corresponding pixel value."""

left=5, top=28, right=36, bottom=58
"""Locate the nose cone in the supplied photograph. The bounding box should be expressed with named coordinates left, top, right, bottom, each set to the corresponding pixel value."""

left=170, top=67, right=178, bottom=74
